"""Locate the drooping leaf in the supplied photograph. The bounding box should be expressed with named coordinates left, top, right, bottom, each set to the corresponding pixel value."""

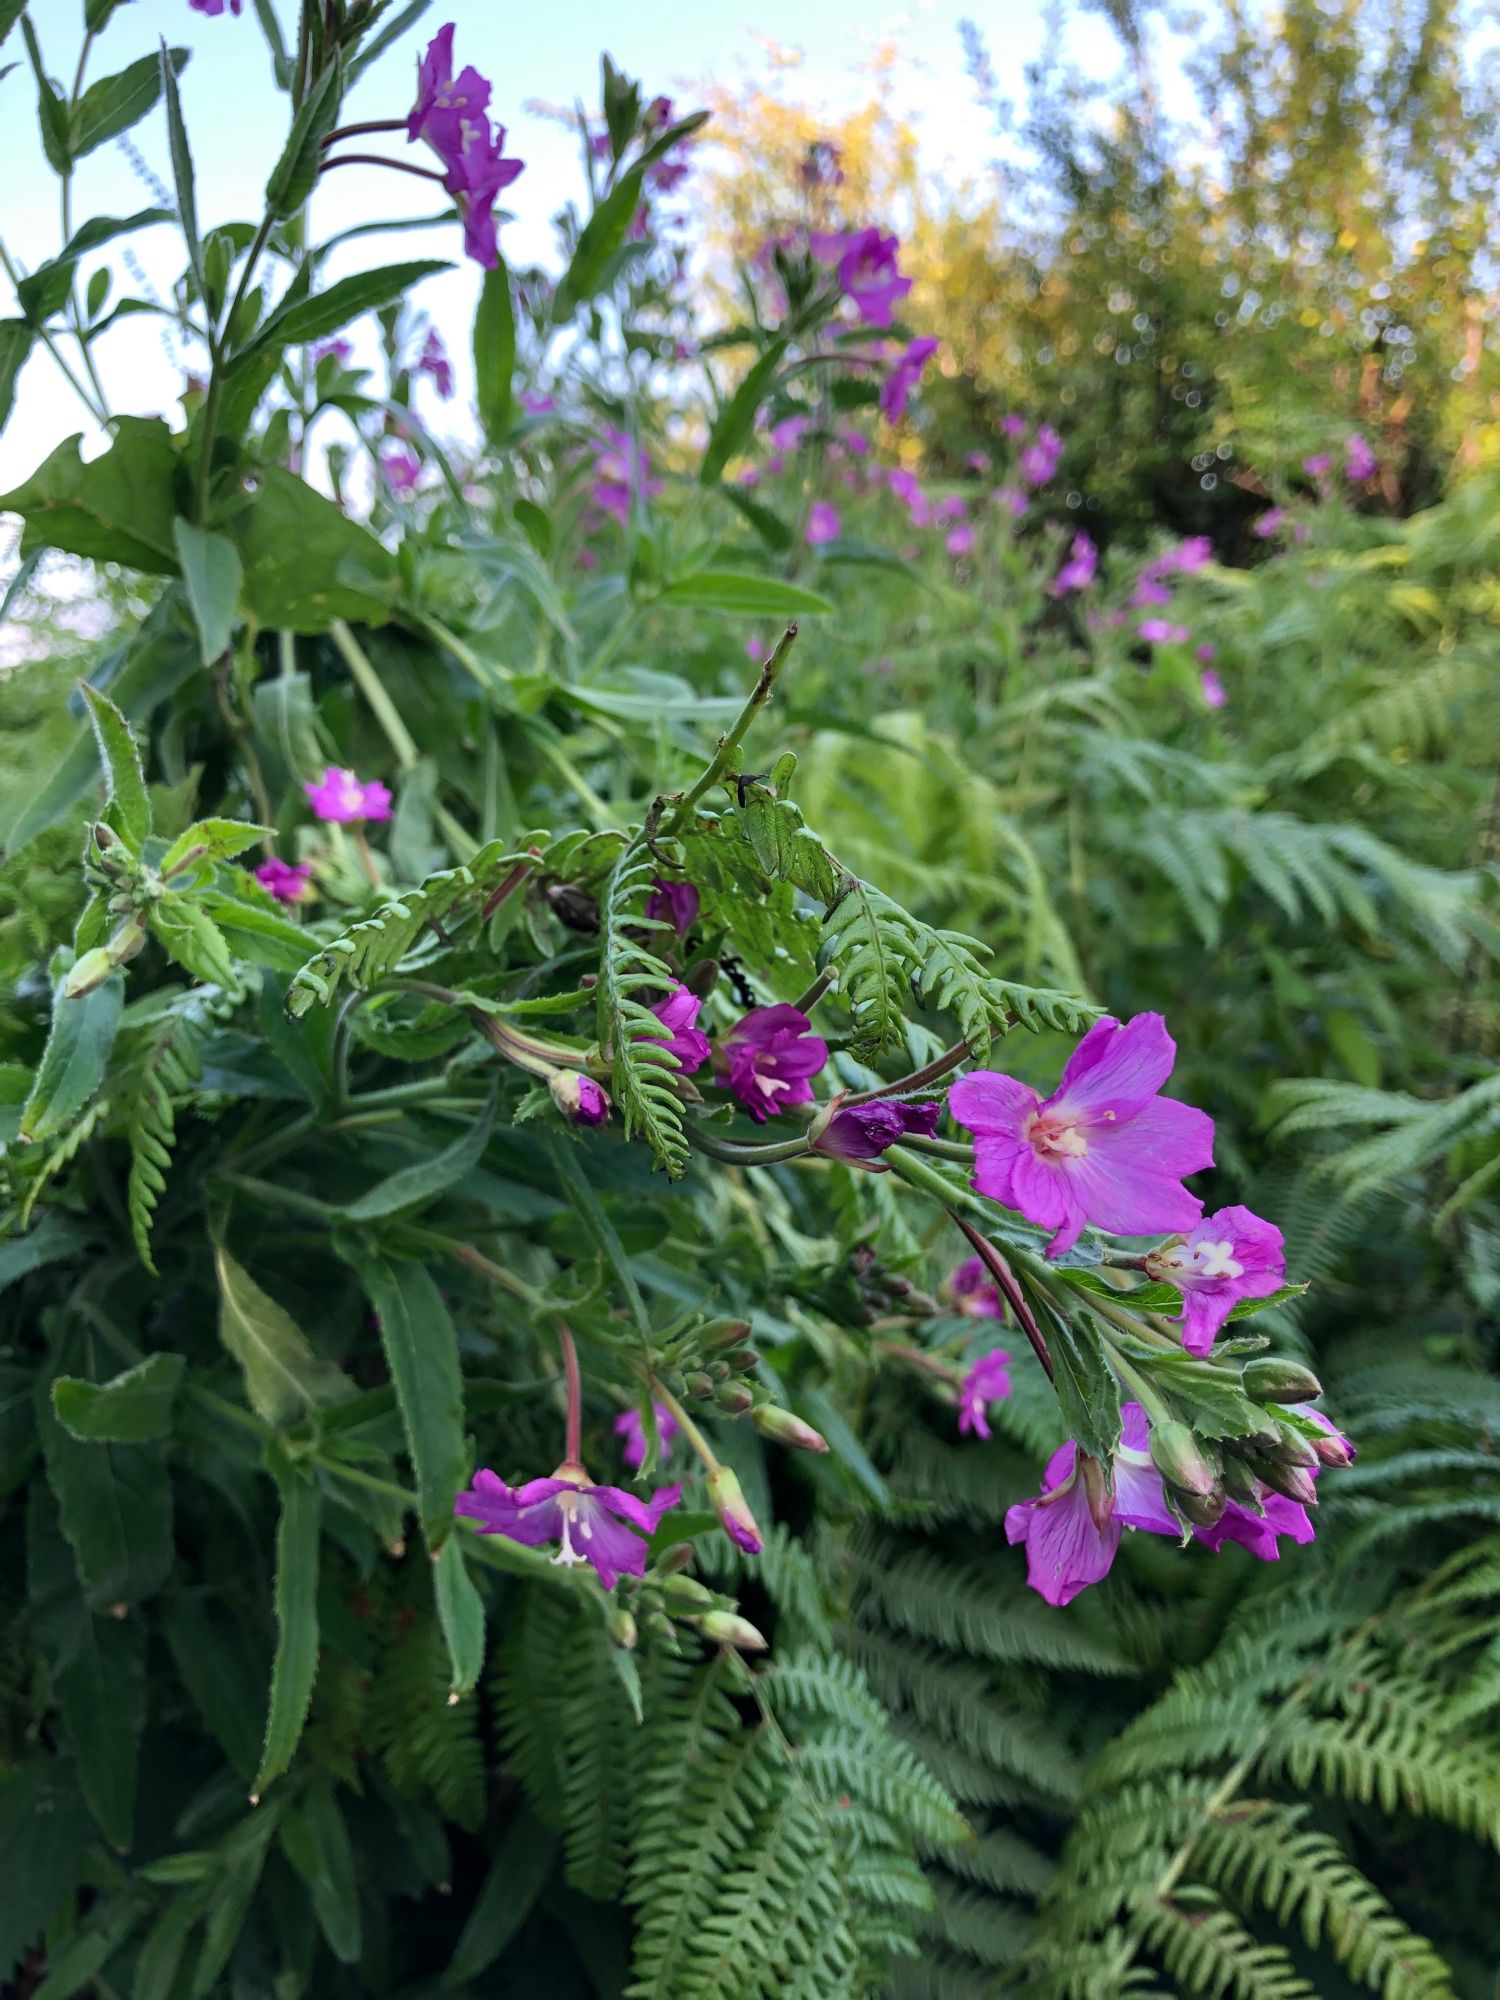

left=701, top=338, right=788, bottom=485
left=74, top=47, right=190, bottom=159
left=15, top=210, right=172, bottom=325
left=659, top=570, right=834, bottom=617
left=1037, top=1298, right=1123, bottom=1466
left=280, top=1783, right=361, bottom=1963
left=0, top=1758, right=92, bottom=1983
left=0, top=418, right=181, bottom=571
left=213, top=1242, right=355, bottom=1428
left=0, top=319, right=33, bottom=434
left=20, top=959, right=124, bottom=1144
left=80, top=681, right=151, bottom=851
left=51, top=1353, right=185, bottom=1444
left=474, top=256, right=516, bottom=439
left=172, top=518, right=243, bottom=664
left=338, top=1093, right=496, bottom=1220
left=435, top=1533, right=485, bottom=1697
left=445, top=1807, right=559, bottom=1986
left=253, top=1459, right=321, bottom=1796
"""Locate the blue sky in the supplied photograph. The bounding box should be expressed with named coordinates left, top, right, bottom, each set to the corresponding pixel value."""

left=0, top=0, right=1131, bottom=488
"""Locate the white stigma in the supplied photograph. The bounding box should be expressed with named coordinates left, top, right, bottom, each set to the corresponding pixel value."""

left=550, top=1494, right=590, bottom=1569
left=1161, top=1237, right=1242, bottom=1282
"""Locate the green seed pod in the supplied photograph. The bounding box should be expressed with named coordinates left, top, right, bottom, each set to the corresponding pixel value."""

left=688, top=1609, right=768, bottom=1652
left=606, top=1607, right=638, bottom=1651
left=660, top=1574, right=714, bottom=1610
left=1173, top=1484, right=1227, bottom=1529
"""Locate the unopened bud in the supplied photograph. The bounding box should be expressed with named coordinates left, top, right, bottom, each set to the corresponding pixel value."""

left=92, top=820, right=121, bottom=852
left=726, top=1350, right=760, bottom=1374
left=1243, top=1357, right=1323, bottom=1405
left=1221, top=1456, right=1264, bottom=1506
left=1268, top=1423, right=1320, bottom=1469
left=656, top=1541, right=695, bottom=1574
left=708, top=1360, right=731, bottom=1383
left=683, top=1372, right=715, bottom=1400
left=688, top=1609, right=768, bottom=1652
left=1174, top=1485, right=1227, bottom=1529
left=63, top=947, right=119, bottom=999
left=752, top=1404, right=829, bottom=1454
left=606, top=1607, right=637, bottom=1651
left=701, top=1319, right=751, bottom=1352
left=548, top=1070, right=610, bottom=1126
left=707, top=1465, right=763, bottom=1554
left=661, top=1573, right=714, bottom=1609
left=714, top=1381, right=754, bottom=1415
left=644, top=1610, right=677, bottom=1644
left=1255, top=1459, right=1318, bottom=1507
left=684, top=958, right=720, bottom=999
left=1149, top=1421, right=1219, bottom=1498
left=1310, top=1426, right=1354, bottom=1470
left=546, top=882, right=600, bottom=932
left=1080, top=1452, right=1115, bottom=1533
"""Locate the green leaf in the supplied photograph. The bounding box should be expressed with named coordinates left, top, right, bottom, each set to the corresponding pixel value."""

left=435, top=1534, right=485, bottom=1697
left=238, top=258, right=450, bottom=364
left=15, top=210, right=173, bottom=325
left=75, top=47, right=188, bottom=156
left=228, top=466, right=398, bottom=631
left=264, top=53, right=343, bottom=218
left=446, top=1807, right=559, bottom=1986
left=253, top=1460, right=321, bottom=1796
left=658, top=570, right=834, bottom=617
left=39, top=1373, right=173, bottom=1611
left=51, top=1353, right=185, bottom=1443
left=158, top=43, right=202, bottom=294
left=1141, top=1351, right=1281, bottom=1442
left=335, top=1241, right=466, bottom=1548
left=213, top=1242, right=355, bottom=1429
left=339, top=1094, right=496, bottom=1220
left=474, top=257, right=516, bottom=439
left=20, top=16, right=72, bottom=173
left=0, top=1, right=25, bottom=48
left=280, top=1784, right=360, bottom=1963
left=27, top=1489, right=145, bottom=1851
left=0, top=319, right=33, bottom=434
left=1040, top=1300, right=1122, bottom=1465
left=555, top=165, right=646, bottom=319
left=0, top=1213, right=91, bottom=1292
left=701, top=338, right=788, bottom=485
left=80, top=681, right=151, bottom=850
left=0, top=417, right=181, bottom=571
left=171, top=518, right=242, bottom=664
left=160, top=1595, right=266, bottom=1779
left=0, top=1760, right=92, bottom=1983
left=20, top=960, right=124, bottom=1144
left=159, top=816, right=271, bottom=878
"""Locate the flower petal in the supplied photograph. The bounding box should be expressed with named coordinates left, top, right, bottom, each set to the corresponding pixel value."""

left=949, top=1070, right=1040, bottom=1138
left=1052, top=1013, right=1178, bottom=1121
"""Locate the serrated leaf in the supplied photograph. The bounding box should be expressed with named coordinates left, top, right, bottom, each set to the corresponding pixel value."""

left=474, top=257, right=515, bottom=439
left=20, top=960, right=123, bottom=1144
left=159, top=816, right=271, bottom=878
left=51, top=1353, right=185, bottom=1443
left=701, top=338, right=787, bottom=485
left=15, top=211, right=172, bottom=326
left=0, top=319, right=33, bottom=435
left=1039, top=1299, right=1122, bottom=1464
left=213, top=1242, right=355, bottom=1428
left=339, top=1093, right=496, bottom=1220
left=253, top=1460, right=320, bottom=1796
left=264, top=52, right=342, bottom=219
left=1139, top=1351, right=1280, bottom=1441
left=38, top=1369, right=173, bottom=1611
left=435, top=1534, right=485, bottom=1697
left=80, top=681, right=151, bottom=850
left=659, top=570, right=834, bottom=617
left=0, top=417, right=181, bottom=572
left=172, top=518, right=242, bottom=665
left=157, top=42, right=201, bottom=292
left=555, top=164, right=646, bottom=319
left=227, top=465, right=398, bottom=632
left=75, top=46, right=189, bottom=158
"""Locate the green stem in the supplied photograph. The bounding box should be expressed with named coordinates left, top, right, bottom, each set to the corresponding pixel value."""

left=0, top=242, right=107, bottom=422
left=841, top=1038, right=971, bottom=1107
left=790, top=967, right=837, bottom=1015
left=445, top=1238, right=543, bottom=1306
left=897, top=1133, right=975, bottom=1163
left=196, top=211, right=275, bottom=520
left=216, top=1173, right=339, bottom=1221
left=687, top=1126, right=812, bottom=1166
left=651, top=1382, right=723, bottom=1474
left=663, top=625, right=800, bottom=832
left=329, top=618, right=419, bottom=768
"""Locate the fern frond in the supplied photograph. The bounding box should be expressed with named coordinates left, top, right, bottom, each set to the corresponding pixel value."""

left=596, top=834, right=694, bottom=1176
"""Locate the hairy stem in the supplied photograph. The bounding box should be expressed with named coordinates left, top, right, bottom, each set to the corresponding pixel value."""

left=664, top=624, right=799, bottom=831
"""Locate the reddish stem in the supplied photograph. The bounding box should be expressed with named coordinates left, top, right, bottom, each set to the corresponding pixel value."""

left=319, top=153, right=449, bottom=185
left=481, top=847, right=542, bottom=922
left=949, top=1211, right=1054, bottom=1382
left=557, top=1321, right=583, bottom=1466
left=320, top=119, right=409, bottom=148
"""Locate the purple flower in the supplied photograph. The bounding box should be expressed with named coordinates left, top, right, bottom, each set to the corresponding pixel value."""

left=1251, top=508, right=1285, bottom=540
left=1053, top=531, right=1097, bottom=594
left=521, top=392, right=556, bottom=415
left=1193, top=1487, right=1315, bottom=1562
left=1157, top=536, right=1212, bottom=574
left=805, top=500, right=840, bottom=546
left=1200, top=667, right=1228, bottom=709
left=813, top=226, right=913, bottom=328
left=999, top=413, right=1028, bottom=440
left=721, top=1005, right=828, bottom=1123
left=879, top=336, right=939, bottom=422
left=810, top=1098, right=940, bottom=1163
left=1303, top=453, right=1332, bottom=477
left=189, top=0, right=243, bottom=13
left=645, top=877, right=699, bottom=937
left=304, top=766, right=393, bottom=824
left=1138, top=618, right=1190, bottom=644
left=707, top=1465, right=762, bottom=1554
left=1345, top=433, right=1376, bottom=482
left=642, top=982, right=712, bottom=1074
left=947, top=1256, right=1005, bottom=1319
left=1018, top=423, right=1063, bottom=488
left=314, top=337, right=353, bottom=368
left=1144, top=1205, right=1285, bottom=1354
left=254, top=857, right=312, bottom=905
left=456, top=1467, right=681, bottom=1588
left=993, top=484, right=1029, bottom=519
left=408, top=25, right=490, bottom=147
left=591, top=428, right=662, bottom=525
left=768, top=415, right=808, bottom=453
left=643, top=95, right=675, bottom=132
left=950, top=1013, right=1215, bottom=1259
left=1131, top=577, right=1173, bottom=607
left=418, top=329, right=454, bottom=399
left=615, top=1400, right=679, bottom=1471
left=549, top=1072, right=611, bottom=1126
left=958, top=1350, right=1012, bottom=1438
left=946, top=524, right=975, bottom=557
left=443, top=120, right=525, bottom=270
left=382, top=446, right=421, bottom=494
left=1005, top=1404, right=1177, bottom=1605
left=407, top=32, right=523, bottom=271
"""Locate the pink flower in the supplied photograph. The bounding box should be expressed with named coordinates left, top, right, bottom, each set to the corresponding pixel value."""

left=456, top=1467, right=681, bottom=1589
left=521, top=392, right=555, bottom=415
left=550, top=1072, right=610, bottom=1126
left=1052, top=530, right=1097, bottom=594
left=813, top=226, right=913, bottom=328
left=1157, top=536, right=1212, bottom=574
left=444, top=121, right=525, bottom=269
left=407, top=31, right=523, bottom=271
left=1193, top=1488, right=1315, bottom=1562
left=769, top=415, right=807, bottom=453
left=1200, top=667, right=1228, bottom=709
left=810, top=1098, right=940, bottom=1162
left=805, top=500, right=840, bottom=546
left=314, top=337, right=353, bottom=368
left=1005, top=1404, right=1177, bottom=1605
left=254, top=857, right=312, bottom=905
left=999, top=413, right=1027, bottom=440
left=945, top=524, right=974, bottom=557
left=642, top=983, right=712, bottom=1073
left=189, top=0, right=243, bottom=13
left=879, top=336, right=939, bottom=422
left=418, top=329, right=454, bottom=399
left=958, top=1350, right=1012, bottom=1438
left=947, top=1257, right=1005, bottom=1319
left=382, top=446, right=421, bottom=494
left=304, top=766, right=393, bottom=825
left=1138, top=618, right=1189, bottom=644
left=887, top=467, right=923, bottom=511
left=744, top=633, right=765, bottom=661
left=591, top=429, right=662, bottom=525
left=992, top=484, right=1028, bottom=519
left=949, top=1013, right=1215, bottom=1259
left=1251, top=508, right=1284, bottom=540
left=1131, top=577, right=1173, bottom=607
left=707, top=1465, right=762, bottom=1554
left=721, top=1005, right=828, bottom=1122
left=408, top=25, right=490, bottom=147
left=1345, top=433, right=1376, bottom=482
left=615, top=1400, right=679, bottom=1471
left=645, top=877, right=699, bottom=937
left=1303, top=453, right=1332, bottom=477
left=1018, top=423, right=1063, bottom=487
left=1196, top=642, right=1217, bottom=663
left=1145, top=1205, right=1284, bottom=1353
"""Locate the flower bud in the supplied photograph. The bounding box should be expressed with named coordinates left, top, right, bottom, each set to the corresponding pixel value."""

left=63, top=947, right=120, bottom=999
left=606, top=1606, right=638, bottom=1651
left=714, top=1381, right=754, bottom=1415
left=688, top=1609, right=768, bottom=1652
left=1268, top=1423, right=1320, bottom=1469
left=1221, top=1456, right=1265, bottom=1507
left=1243, top=1357, right=1323, bottom=1405
left=700, top=1318, right=752, bottom=1352
left=726, top=1350, right=760, bottom=1373
left=1173, top=1484, right=1227, bottom=1529
left=1149, top=1421, right=1218, bottom=1498
left=683, top=1371, right=715, bottom=1400
left=548, top=1070, right=611, bottom=1126
left=1310, top=1426, right=1354, bottom=1470
left=656, top=1541, right=695, bottom=1574
left=1080, top=1452, right=1115, bottom=1533
left=644, top=1610, right=677, bottom=1645
left=661, top=1573, right=715, bottom=1610
left=751, top=1404, right=829, bottom=1454
left=1254, top=1459, right=1318, bottom=1507
left=707, top=1466, right=763, bottom=1554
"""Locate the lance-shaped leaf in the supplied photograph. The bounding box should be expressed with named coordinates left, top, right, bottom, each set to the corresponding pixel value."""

left=264, top=53, right=342, bottom=219
left=172, top=519, right=243, bottom=665
left=20, top=958, right=124, bottom=1144
left=474, top=258, right=516, bottom=439
left=555, top=164, right=646, bottom=319
left=659, top=570, right=834, bottom=617
left=38, top=1372, right=173, bottom=1612
left=434, top=1534, right=485, bottom=1697
left=253, top=1457, right=321, bottom=1797
left=213, top=1243, right=354, bottom=1428
left=51, top=1353, right=185, bottom=1443
left=75, top=47, right=190, bottom=160
left=338, top=1093, right=496, bottom=1221
left=0, top=320, right=33, bottom=436
left=701, top=338, right=788, bottom=486
left=80, top=681, right=151, bottom=851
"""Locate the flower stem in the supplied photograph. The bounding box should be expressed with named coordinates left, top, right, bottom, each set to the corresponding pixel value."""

left=319, top=153, right=449, bottom=184
left=445, top=1238, right=543, bottom=1305
left=329, top=618, right=420, bottom=768
left=664, top=625, right=800, bottom=832
left=947, top=1211, right=1055, bottom=1383
left=320, top=119, right=409, bottom=147
left=651, top=1382, right=721, bottom=1474
left=688, top=1126, right=812, bottom=1166
left=897, top=1133, right=975, bottom=1163
left=790, top=967, right=837, bottom=1015
left=557, top=1321, right=583, bottom=1466
left=841, top=1038, right=970, bottom=1107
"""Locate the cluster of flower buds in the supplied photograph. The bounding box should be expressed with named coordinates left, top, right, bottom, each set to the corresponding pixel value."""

left=65, top=823, right=152, bottom=998
left=631, top=1564, right=768, bottom=1658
